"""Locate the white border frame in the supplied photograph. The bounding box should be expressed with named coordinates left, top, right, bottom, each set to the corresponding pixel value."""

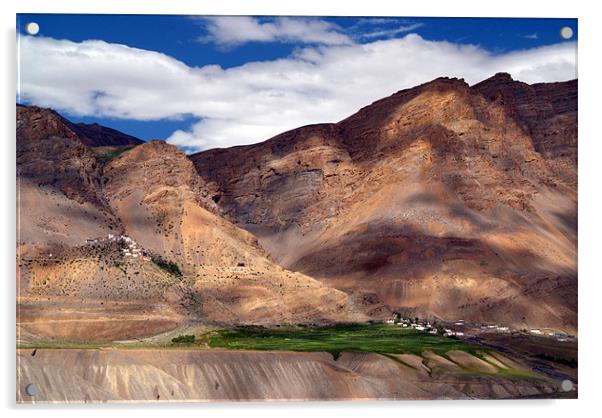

left=2, top=1, right=599, bottom=417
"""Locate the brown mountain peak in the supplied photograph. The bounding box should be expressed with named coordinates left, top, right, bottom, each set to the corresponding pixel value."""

left=17, top=104, right=79, bottom=143
left=471, top=73, right=518, bottom=92
left=71, top=121, right=143, bottom=147
left=472, top=74, right=577, bottom=179
left=488, top=72, right=514, bottom=81
left=17, top=104, right=143, bottom=147
left=348, top=76, right=470, bottom=119
left=105, top=140, right=198, bottom=191
left=420, top=75, right=469, bottom=89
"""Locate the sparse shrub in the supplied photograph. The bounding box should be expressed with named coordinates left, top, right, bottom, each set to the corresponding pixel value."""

left=171, top=334, right=195, bottom=344
left=151, top=255, right=182, bottom=277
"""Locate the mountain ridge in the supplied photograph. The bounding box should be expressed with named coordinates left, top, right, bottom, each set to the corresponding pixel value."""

left=190, top=73, right=577, bottom=332
left=16, top=72, right=578, bottom=340
left=17, top=104, right=143, bottom=147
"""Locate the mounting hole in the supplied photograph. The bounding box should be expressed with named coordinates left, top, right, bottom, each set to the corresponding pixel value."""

left=560, top=27, right=573, bottom=40
left=560, top=379, right=574, bottom=392
left=25, top=22, right=40, bottom=36
left=25, top=383, right=38, bottom=396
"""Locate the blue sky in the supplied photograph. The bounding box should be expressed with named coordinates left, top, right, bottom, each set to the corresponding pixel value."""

left=16, top=15, right=577, bottom=151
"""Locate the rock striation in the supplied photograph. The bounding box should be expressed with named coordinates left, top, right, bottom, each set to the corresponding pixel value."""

left=17, top=349, right=562, bottom=402
left=472, top=73, right=577, bottom=185
left=191, top=74, right=578, bottom=333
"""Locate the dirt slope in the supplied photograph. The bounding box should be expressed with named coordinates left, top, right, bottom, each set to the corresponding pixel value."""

left=17, top=349, right=562, bottom=402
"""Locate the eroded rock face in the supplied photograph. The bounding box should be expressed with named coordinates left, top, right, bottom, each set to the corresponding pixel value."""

left=116, top=140, right=362, bottom=325
left=192, top=123, right=351, bottom=229
left=16, top=106, right=123, bottom=263
left=16, top=349, right=563, bottom=402
left=472, top=73, right=577, bottom=186
left=102, top=140, right=268, bottom=269
left=17, top=107, right=362, bottom=330
left=191, top=74, right=578, bottom=332
left=472, top=73, right=577, bottom=159
left=17, top=105, right=107, bottom=207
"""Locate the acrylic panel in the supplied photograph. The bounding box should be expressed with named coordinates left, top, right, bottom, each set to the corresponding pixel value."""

left=16, top=14, right=578, bottom=403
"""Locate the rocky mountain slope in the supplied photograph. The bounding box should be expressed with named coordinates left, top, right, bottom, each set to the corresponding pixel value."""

left=17, top=72, right=577, bottom=341
left=17, top=106, right=119, bottom=257
left=472, top=74, right=577, bottom=186
left=191, top=73, right=577, bottom=333
left=101, top=140, right=361, bottom=326
left=17, top=107, right=361, bottom=342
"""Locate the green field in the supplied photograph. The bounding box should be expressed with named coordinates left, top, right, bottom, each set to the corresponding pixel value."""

left=207, top=323, right=477, bottom=358
left=18, top=324, right=480, bottom=357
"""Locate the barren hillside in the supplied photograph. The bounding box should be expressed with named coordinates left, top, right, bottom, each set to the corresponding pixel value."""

left=16, top=73, right=578, bottom=340
left=17, top=115, right=363, bottom=342
left=191, top=74, right=577, bottom=333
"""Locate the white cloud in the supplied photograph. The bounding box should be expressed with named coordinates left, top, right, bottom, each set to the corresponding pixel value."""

left=360, top=23, right=424, bottom=39
left=18, top=34, right=577, bottom=153
left=522, top=33, right=539, bottom=40
left=197, top=16, right=352, bottom=47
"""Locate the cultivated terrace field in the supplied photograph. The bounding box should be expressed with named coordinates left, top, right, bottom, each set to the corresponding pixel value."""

left=206, top=323, right=476, bottom=358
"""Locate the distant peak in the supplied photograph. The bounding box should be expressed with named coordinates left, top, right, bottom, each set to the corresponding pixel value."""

left=434, top=76, right=466, bottom=83
left=494, top=72, right=513, bottom=79
left=478, top=72, right=515, bottom=85
left=17, top=104, right=143, bottom=147
left=422, top=76, right=468, bottom=89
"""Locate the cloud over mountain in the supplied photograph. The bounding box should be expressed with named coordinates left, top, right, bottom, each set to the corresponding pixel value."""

left=19, top=34, right=576, bottom=152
